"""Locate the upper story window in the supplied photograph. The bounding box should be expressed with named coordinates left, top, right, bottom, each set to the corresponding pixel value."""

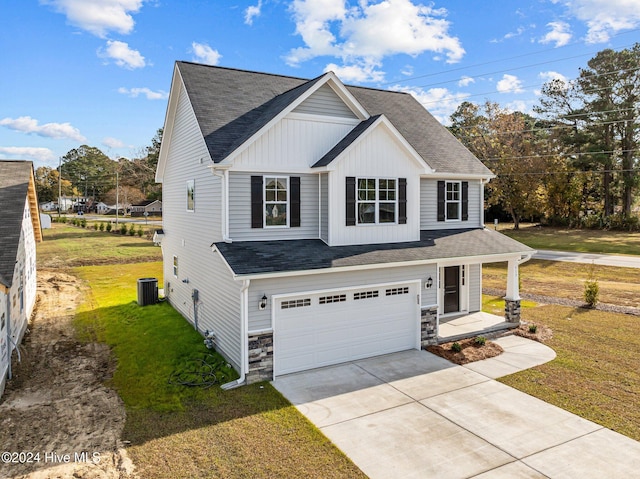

left=264, top=176, right=288, bottom=227
left=446, top=181, right=460, bottom=220
left=357, top=178, right=397, bottom=224
left=186, top=180, right=195, bottom=212
left=347, top=176, right=406, bottom=226
left=437, top=180, right=469, bottom=222
left=251, top=176, right=301, bottom=229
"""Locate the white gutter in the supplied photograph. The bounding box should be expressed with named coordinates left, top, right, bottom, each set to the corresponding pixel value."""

left=221, top=279, right=249, bottom=390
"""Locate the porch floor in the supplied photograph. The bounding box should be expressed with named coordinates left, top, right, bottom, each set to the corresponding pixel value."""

left=438, top=311, right=518, bottom=344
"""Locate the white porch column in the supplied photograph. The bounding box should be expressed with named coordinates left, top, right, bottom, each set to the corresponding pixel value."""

left=505, top=258, right=520, bottom=301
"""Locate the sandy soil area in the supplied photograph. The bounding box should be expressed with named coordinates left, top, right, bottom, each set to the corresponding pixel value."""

left=0, top=271, right=136, bottom=479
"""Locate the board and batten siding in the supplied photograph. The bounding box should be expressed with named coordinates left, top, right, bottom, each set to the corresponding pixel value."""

left=420, top=178, right=483, bottom=229
left=328, top=123, right=422, bottom=246
left=292, top=83, right=358, bottom=118
left=469, top=263, right=481, bottom=312
left=320, top=173, right=328, bottom=242
left=248, top=264, right=438, bottom=332
left=161, top=83, right=242, bottom=369
left=228, top=171, right=319, bottom=241
left=231, top=116, right=357, bottom=171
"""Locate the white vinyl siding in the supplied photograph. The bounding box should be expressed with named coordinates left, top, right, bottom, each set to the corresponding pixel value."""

left=161, top=83, right=242, bottom=369
left=328, top=123, right=421, bottom=245
left=320, top=173, right=328, bottom=242
left=469, top=263, right=481, bottom=312
left=292, top=84, right=358, bottom=118
left=420, top=178, right=482, bottom=229
left=248, top=264, right=438, bottom=332
left=229, top=172, right=319, bottom=240
left=231, top=116, right=357, bottom=171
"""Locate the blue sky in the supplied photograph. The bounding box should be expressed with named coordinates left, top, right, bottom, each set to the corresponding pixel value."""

left=1, top=0, right=638, bottom=168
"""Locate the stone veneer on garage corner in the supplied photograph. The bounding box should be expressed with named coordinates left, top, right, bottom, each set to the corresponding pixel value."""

left=504, top=299, right=521, bottom=323
left=421, top=306, right=438, bottom=348
left=246, top=331, right=274, bottom=384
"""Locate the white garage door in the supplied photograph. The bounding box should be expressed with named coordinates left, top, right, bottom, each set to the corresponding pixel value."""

left=274, top=282, right=419, bottom=376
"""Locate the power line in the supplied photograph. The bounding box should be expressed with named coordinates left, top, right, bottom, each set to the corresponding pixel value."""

left=479, top=148, right=640, bottom=162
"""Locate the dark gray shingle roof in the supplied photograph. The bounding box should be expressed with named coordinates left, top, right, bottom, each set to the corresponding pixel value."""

left=313, top=115, right=381, bottom=167
left=0, top=160, right=33, bottom=288
left=176, top=62, right=492, bottom=176
left=215, top=228, right=534, bottom=276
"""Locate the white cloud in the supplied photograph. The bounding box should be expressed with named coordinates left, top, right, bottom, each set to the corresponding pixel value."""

left=539, top=71, right=568, bottom=84
left=102, top=137, right=125, bottom=149
left=191, top=42, right=222, bottom=65
left=0, top=146, right=56, bottom=162
left=0, top=116, right=86, bottom=142
left=245, top=0, right=262, bottom=25
left=555, top=0, right=640, bottom=43
left=118, top=87, right=169, bottom=100
left=392, top=85, right=469, bottom=125
left=540, top=21, right=572, bottom=47
left=458, top=76, right=475, bottom=87
left=41, top=0, right=144, bottom=38
left=98, top=40, right=146, bottom=69
left=491, top=26, right=526, bottom=43
left=401, top=65, right=414, bottom=76
left=324, top=61, right=385, bottom=83
left=496, top=74, right=524, bottom=94
left=504, top=100, right=532, bottom=114
left=287, top=0, right=465, bottom=77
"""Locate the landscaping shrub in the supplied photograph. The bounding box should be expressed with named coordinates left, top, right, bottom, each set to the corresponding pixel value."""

left=451, top=342, right=461, bottom=352
left=584, top=263, right=599, bottom=307
left=80, top=218, right=87, bottom=228
left=529, top=324, right=538, bottom=333
left=474, top=336, right=486, bottom=346
left=137, top=226, right=144, bottom=237
left=99, top=222, right=105, bottom=231
left=106, top=222, right=112, bottom=232
left=128, top=224, right=136, bottom=236
left=120, top=224, right=128, bottom=235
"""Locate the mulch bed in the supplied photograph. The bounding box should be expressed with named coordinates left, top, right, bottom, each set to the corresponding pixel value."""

left=427, top=338, right=504, bottom=365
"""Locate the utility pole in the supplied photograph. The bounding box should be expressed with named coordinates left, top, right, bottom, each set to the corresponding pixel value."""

left=57, top=157, right=62, bottom=219
left=115, top=166, right=119, bottom=227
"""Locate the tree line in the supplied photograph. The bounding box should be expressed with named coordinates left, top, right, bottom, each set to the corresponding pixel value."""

left=36, top=129, right=162, bottom=210
left=449, top=43, right=639, bottom=230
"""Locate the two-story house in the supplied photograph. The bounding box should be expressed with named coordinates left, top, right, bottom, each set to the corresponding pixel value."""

left=1, top=160, right=42, bottom=396
left=155, top=62, right=534, bottom=387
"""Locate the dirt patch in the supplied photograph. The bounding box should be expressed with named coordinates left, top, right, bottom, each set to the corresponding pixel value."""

left=427, top=338, right=504, bottom=365
left=0, top=270, right=136, bottom=479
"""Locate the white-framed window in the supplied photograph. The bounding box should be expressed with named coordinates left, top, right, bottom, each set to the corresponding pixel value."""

left=357, top=178, right=397, bottom=224
left=264, top=176, right=288, bottom=227
left=173, top=255, right=178, bottom=277
left=186, top=180, right=195, bottom=212
left=445, top=181, right=461, bottom=220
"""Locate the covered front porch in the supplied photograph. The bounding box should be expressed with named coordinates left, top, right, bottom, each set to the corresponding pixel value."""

left=438, top=311, right=518, bottom=343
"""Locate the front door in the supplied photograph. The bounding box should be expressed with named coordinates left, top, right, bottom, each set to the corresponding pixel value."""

left=443, top=266, right=460, bottom=314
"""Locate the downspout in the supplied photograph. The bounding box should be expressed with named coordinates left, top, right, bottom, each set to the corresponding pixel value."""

left=211, top=167, right=232, bottom=243
left=221, top=279, right=249, bottom=390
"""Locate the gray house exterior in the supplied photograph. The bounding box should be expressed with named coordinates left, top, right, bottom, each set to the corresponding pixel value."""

left=156, top=62, right=533, bottom=386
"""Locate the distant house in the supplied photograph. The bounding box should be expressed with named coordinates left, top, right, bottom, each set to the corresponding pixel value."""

left=130, top=199, right=162, bottom=217
left=94, top=202, right=110, bottom=215
left=40, top=201, right=57, bottom=212
left=0, top=160, right=42, bottom=396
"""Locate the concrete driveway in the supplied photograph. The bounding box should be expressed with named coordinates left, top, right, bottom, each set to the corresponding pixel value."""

left=273, top=341, right=640, bottom=478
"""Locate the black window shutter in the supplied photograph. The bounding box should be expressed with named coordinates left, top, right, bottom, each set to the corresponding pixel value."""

left=251, top=176, right=263, bottom=228
left=462, top=181, right=469, bottom=221
left=437, top=181, right=445, bottom=222
left=398, top=178, right=407, bottom=224
left=290, top=176, right=301, bottom=227
left=346, top=176, right=356, bottom=226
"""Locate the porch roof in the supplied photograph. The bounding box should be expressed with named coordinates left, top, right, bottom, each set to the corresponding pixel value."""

left=215, top=228, right=534, bottom=276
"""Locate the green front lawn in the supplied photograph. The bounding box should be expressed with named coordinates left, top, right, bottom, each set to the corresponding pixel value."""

left=73, top=262, right=365, bottom=479
left=496, top=223, right=640, bottom=256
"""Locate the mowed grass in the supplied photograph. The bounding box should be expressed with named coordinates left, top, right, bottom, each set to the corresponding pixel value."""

left=496, top=223, right=640, bottom=256
left=37, top=223, right=162, bottom=268
left=484, top=260, right=640, bottom=308
left=500, top=304, right=640, bottom=441
left=61, top=248, right=364, bottom=477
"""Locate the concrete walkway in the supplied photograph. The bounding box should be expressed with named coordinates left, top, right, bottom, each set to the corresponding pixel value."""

left=273, top=338, right=640, bottom=478
left=534, top=249, right=640, bottom=268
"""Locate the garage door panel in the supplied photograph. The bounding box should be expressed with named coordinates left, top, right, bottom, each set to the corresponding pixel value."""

left=274, top=283, right=419, bottom=376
